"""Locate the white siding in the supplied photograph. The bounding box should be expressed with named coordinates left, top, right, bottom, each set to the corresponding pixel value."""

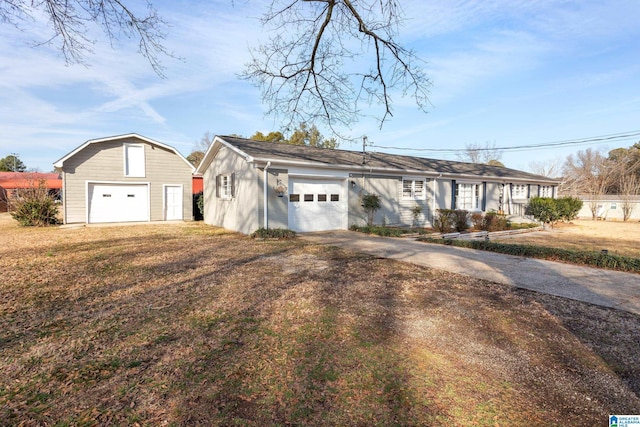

left=202, top=145, right=260, bottom=234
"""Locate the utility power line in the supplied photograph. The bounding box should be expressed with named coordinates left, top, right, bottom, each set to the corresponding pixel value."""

left=373, top=130, right=640, bottom=154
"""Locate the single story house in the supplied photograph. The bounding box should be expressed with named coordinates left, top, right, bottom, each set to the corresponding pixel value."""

left=576, top=195, right=640, bottom=221
left=0, top=172, right=62, bottom=212
left=54, top=134, right=195, bottom=224
left=196, top=136, right=561, bottom=234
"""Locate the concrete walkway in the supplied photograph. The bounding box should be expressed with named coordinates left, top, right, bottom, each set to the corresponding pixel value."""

left=300, top=231, right=640, bottom=315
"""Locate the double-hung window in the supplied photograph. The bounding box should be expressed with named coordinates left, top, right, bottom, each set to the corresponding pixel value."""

left=512, top=184, right=528, bottom=199
left=455, top=183, right=479, bottom=210
left=402, top=179, right=425, bottom=199
left=539, top=185, right=553, bottom=198
left=216, top=173, right=235, bottom=199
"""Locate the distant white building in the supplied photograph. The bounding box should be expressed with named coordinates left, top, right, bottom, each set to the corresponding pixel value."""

left=577, top=195, right=640, bottom=221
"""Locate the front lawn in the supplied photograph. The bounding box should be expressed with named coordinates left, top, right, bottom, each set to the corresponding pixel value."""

left=1, top=215, right=639, bottom=425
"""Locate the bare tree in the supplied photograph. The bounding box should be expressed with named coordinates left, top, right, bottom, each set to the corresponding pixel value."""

left=241, top=0, right=431, bottom=131
left=187, top=131, right=215, bottom=168
left=607, top=143, right=640, bottom=193
left=457, top=141, right=503, bottom=165
left=562, top=148, right=622, bottom=220
left=612, top=148, right=640, bottom=221
left=619, top=174, right=639, bottom=221
left=528, top=158, right=563, bottom=178
left=0, top=0, right=173, bottom=76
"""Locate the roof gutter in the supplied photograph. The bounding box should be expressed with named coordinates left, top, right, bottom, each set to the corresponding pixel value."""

left=248, top=157, right=559, bottom=185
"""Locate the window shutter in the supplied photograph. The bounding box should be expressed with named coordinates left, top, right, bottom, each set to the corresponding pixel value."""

left=451, top=180, right=456, bottom=209
left=481, top=182, right=487, bottom=211
left=231, top=173, right=236, bottom=198
left=216, top=175, right=220, bottom=198
left=527, top=184, right=531, bottom=198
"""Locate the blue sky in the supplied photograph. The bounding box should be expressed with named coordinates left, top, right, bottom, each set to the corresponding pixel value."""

left=1, top=0, right=639, bottom=173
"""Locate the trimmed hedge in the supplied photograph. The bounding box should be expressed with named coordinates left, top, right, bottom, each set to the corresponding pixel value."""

left=417, top=237, right=640, bottom=273
left=251, top=228, right=297, bottom=239
left=349, top=225, right=410, bottom=237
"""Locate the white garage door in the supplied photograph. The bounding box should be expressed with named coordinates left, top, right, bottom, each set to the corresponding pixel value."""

left=288, top=177, right=347, bottom=232
left=88, top=183, right=149, bottom=223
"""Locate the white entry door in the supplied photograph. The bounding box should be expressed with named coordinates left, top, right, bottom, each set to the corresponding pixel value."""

left=164, top=185, right=183, bottom=220
left=288, top=177, right=347, bottom=232
left=88, top=183, right=149, bottom=223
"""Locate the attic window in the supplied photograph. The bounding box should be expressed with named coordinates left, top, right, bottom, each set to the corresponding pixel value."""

left=124, top=143, right=145, bottom=177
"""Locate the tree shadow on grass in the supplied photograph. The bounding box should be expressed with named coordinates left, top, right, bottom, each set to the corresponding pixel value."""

left=524, top=289, right=640, bottom=398
left=5, top=224, right=639, bottom=425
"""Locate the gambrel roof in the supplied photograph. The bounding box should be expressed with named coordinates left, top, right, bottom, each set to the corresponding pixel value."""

left=53, top=133, right=195, bottom=171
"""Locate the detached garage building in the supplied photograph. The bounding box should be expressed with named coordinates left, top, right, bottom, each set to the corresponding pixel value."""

left=54, top=134, right=194, bottom=224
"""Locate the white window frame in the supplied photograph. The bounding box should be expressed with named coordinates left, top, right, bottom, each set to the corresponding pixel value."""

left=455, top=183, right=480, bottom=210
left=220, top=174, right=233, bottom=199
left=512, top=184, right=528, bottom=199
left=123, top=143, right=145, bottom=177
left=402, top=178, right=425, bottom=200
left=539, top=185, right=553, bottom=198
left=216, top=173, right=236, bottom=200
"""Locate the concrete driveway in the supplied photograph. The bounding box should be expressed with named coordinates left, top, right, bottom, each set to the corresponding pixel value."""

left=301, top=231, right=640, bottom=315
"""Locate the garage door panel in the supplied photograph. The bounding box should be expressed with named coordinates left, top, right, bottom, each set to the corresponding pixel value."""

left=288, top=178, right=346, bottom=232
left=88, top=184, right=149, bottom=223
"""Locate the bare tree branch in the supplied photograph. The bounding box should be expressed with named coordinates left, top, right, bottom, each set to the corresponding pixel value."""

left=528, top=158, right=563, bottom=178
left=620, top=174, right=640, bottom=221
left=457, top=141, right=503, bottom=164
left=240, top=0, right=431, bottom=132
left=0, top=0, right=175, bottom=77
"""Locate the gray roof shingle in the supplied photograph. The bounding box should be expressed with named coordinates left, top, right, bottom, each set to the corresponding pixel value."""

left=220, top=136, right=558, bottom=183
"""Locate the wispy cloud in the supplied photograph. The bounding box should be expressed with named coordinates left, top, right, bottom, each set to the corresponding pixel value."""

left=1, top=0, right=639, bottom=171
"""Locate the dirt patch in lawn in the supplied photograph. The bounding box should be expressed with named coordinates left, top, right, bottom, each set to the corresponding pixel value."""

left=493, top=219, right=640, bottom=258
left=1, top=214, right=639, bottom=426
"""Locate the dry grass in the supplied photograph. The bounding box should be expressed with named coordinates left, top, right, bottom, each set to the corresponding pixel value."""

left=493, top=219, right=640, bottom=258
left=1, top=213, right=639, bottom=426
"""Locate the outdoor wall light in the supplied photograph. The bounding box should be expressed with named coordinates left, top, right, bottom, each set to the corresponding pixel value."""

left=350, top=180, right=356, bottom=188
left=273, top=179, right=287, bottom=197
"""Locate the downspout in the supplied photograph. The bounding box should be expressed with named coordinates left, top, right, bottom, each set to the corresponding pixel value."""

left=263, top=161, right=271, bottom=229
